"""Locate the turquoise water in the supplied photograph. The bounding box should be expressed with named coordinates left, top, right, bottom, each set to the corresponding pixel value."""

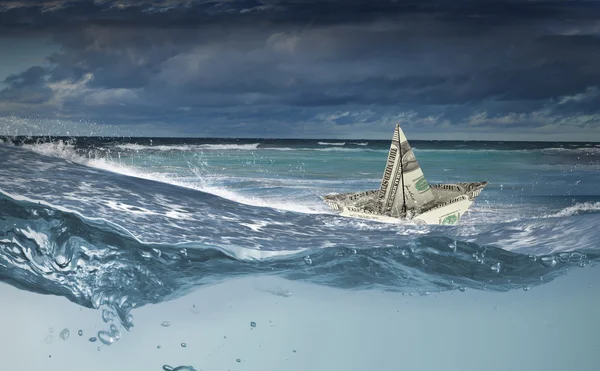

left=0, top=137, right=599, bottom=370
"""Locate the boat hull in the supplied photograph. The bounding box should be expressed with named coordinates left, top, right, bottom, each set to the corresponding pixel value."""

left=322, top=182, right=487, bottom=225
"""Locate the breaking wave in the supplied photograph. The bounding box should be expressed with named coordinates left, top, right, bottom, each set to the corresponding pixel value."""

left=14, top=140, right=327, bottom=214
left=546, top=201, right=600, bottom=218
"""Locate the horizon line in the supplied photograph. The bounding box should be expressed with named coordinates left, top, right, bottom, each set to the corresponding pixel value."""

left=1, top=134, right=599, bottom=143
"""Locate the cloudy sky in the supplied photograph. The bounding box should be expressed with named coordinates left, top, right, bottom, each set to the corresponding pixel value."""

left=1, top=0, right=600, bottom=140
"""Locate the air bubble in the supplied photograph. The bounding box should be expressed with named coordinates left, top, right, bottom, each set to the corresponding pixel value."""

left=540, top=256, right=557, bottom=268
left=163, top=366, right=197, bottom=371
left=304, top=256, right=312, bottom=265
left=250, top=321, right=256, bottom=328
left=491, top=263, right=501, bottom=273
left=78, top=330, right=83, bottom=336
left=181, top=343, right=187, bottom=348
left=161, top=321, right=171, bottom=327
left=59, top=328, right=70, bottom=341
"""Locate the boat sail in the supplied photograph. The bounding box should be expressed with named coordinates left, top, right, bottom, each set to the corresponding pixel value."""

left=377, top=124, right=435, bottom=216
left=322, top=124, right=488, bottom=225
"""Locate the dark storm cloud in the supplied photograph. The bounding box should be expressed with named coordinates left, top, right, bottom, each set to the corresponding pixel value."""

left=1, top=0, right=600, bottom=138
left=0, top=66, right=52, bottom=103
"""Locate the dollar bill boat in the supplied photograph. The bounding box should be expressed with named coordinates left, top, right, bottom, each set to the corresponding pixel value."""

left=321, top=124, right=488, bottom=225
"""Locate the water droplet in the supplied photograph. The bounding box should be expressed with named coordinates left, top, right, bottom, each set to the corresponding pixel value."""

left=250, top=321, right=256, bottom=328
left=89, top=337, right=97, bottom=343
left=161, top=321, right=171, bottom=327
left=236, top=358, right=241, bottom=363
left=181, top=342, right=187, bottom=348
left=491, top=262, right=501, bottom=273
left=59, top=328, right=70, bottom=341
left=102, top=309, right=115, bottom=323
left=458, top=286, right=466, bottom=292
left=78, top=330, right=83, bottom=336
left=293, top=350, right=297, bottom=353
left=304, top=255, right=312, bottom=265
left=97, top=330, right=117, bottom=346
left=157, top=345, right=161, bottom=349
left=179, top=248, right=188, bottom=258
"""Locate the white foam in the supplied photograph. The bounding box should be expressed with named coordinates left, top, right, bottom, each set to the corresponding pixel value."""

left=546, top=202, right=600, bottom=218
left=115, top=143, right=192, bottom=151
left=318, top=142, right=346, bottom=146
left=199, top=143, right=260, bottom=150
left=239, top=221, right=269, bottom=232
left=13, top=140, right=329, bottom=215
left=114, top=143, right=261, bottom=151
left=104, top=200, right=161, bottom=216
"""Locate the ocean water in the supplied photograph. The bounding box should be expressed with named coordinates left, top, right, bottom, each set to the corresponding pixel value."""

left=0, top=136, right=599, bottom=371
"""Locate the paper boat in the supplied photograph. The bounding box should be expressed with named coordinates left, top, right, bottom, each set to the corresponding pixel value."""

left=322, top=124, right=487, bottom=225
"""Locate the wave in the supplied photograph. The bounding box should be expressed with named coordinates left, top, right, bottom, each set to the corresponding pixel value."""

left=540, top=147, right=600, bottom=154
left=11, top=140, right=327, bottom=214
left=318, top=142, right=346, bottom=146
left=114, top=143, right=261, bottom=151
left=111, top=143, right=380, bottom=153
left=546, top=201, right=600, bottom=218
left=313, top=147, right=382, bottom=152
left=114, top=143, right=194, bottom=151
left=0, top=189, right=597, bottom=331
